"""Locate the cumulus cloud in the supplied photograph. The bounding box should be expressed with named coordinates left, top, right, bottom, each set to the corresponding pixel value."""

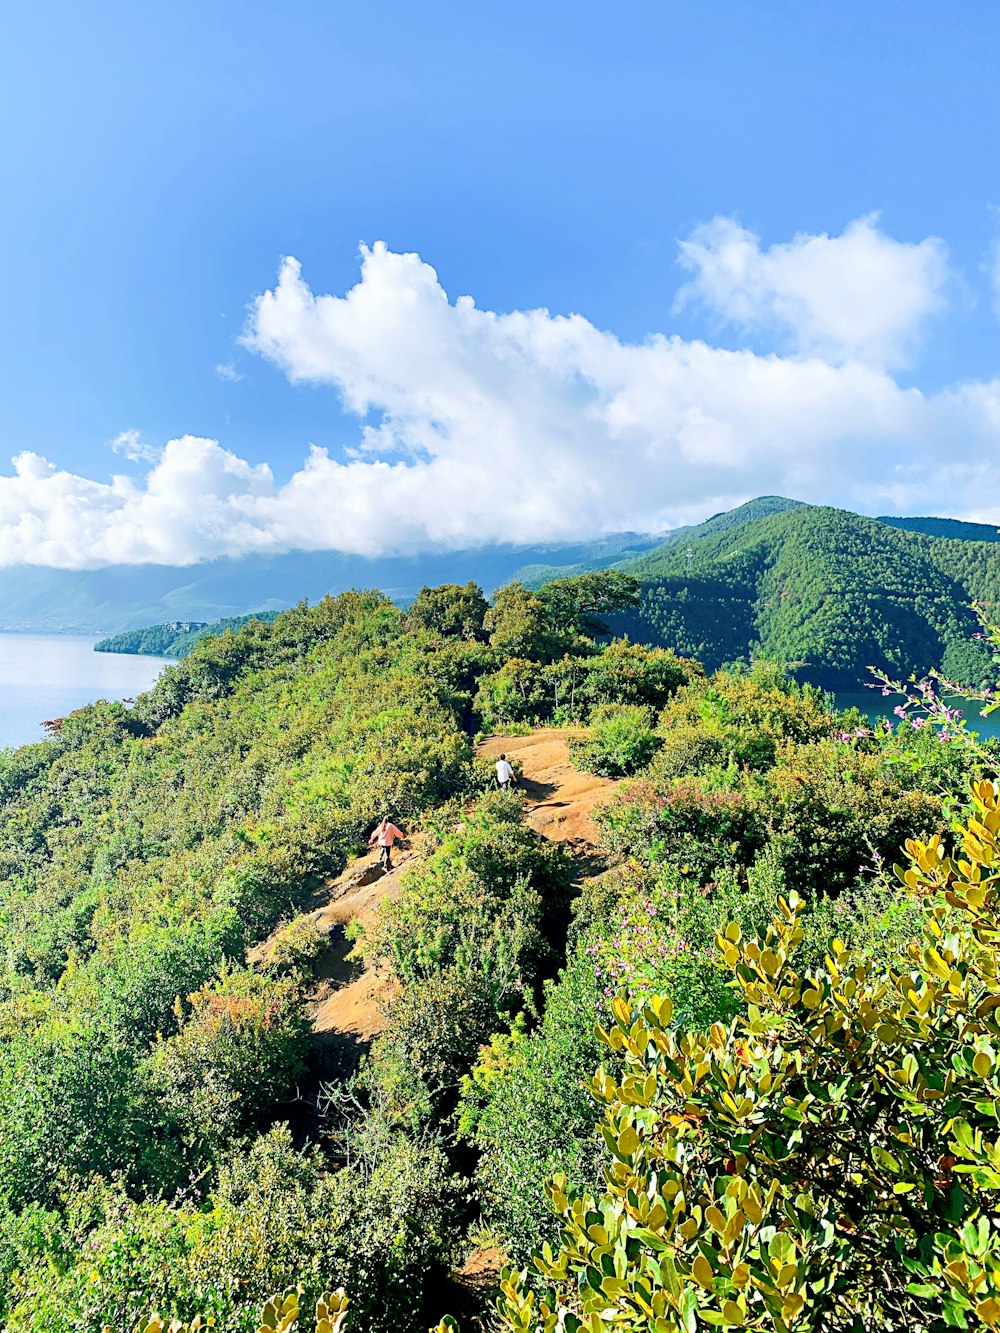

left=0, top=439, right=274, bottom=568
left=676, top=214, right=949, bottom=368
left=1, top=223, right=998, bottom=569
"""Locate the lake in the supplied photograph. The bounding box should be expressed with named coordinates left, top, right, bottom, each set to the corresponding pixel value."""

left=835, top=690, right=1000, bottom=741
left=0, top=633, right=170, bottom=750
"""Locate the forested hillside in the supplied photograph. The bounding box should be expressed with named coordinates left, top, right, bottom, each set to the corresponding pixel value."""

left=878, top=513, right=1000, bottom=542
left=616, top=502, right=1000, bottom=687
left=1, top=565, right=999, bottom=1330
left=95, top=611, right=282, bottom=657
left=519, top=497, right=802, bottom=588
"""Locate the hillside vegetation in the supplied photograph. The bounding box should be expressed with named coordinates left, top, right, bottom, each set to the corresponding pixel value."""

left=1, top=568, right=999, bottom=1330
left=616, top=502, right=1000, bottom=688
left=519, top=498, right=802, bottom=588
left=95, top=611, right=282, bottom=657
left=92, top=497, right=1000, bottom=694
left=879, top=514, right=1000, bottom=542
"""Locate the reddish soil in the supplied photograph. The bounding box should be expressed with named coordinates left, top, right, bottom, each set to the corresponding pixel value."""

left=478, top=729, right=619, bottom=847
left=307, top=840, right=421, bottom=1042
left=293, top=729, right=620, bottom=1045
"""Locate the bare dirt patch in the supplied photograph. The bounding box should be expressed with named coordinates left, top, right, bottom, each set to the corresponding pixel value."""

left=478, top=728, right=618, bottom=848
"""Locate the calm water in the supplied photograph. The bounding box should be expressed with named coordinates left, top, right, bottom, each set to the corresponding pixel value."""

left=0, top=634, right=170, bottom=750
left=835, top=690, right=1000, bottom=741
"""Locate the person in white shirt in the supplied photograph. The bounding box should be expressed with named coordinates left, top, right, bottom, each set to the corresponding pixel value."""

left=495, top=754, right=516, bottom=791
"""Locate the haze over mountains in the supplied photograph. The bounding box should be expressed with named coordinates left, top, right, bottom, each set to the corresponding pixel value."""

left=0, top=533, right=667, bottom=634
left=13, top=492, right=997, bottom=642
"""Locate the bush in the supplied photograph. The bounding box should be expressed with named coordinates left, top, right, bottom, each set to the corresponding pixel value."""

left=267, top=914, right=327, bottom=977
left=459, top=950, right=607, bottom=1263
left=647, top=722, right=728, bottom=780
left=760, top=737, right=944, bottom=897
left=3, top=1124, right=460, bottom=1333
left=569, top=704, right=661, bottom=778
left=473, top=658, right=551, bottom=731
left=0, top=1021, right=150, bottom=1209
left=144, top=970, right=310, bottom=1158
left=577, top=638, right=694, bottom=713
left=657, top=664, right=838, bottom=761
left=594, top=774, right=764, bottom=877
left=498, top=781, right=1000, bottom=1331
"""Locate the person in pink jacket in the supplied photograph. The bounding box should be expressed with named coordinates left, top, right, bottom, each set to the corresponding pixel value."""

left=369, top=814, right=405, bottom=870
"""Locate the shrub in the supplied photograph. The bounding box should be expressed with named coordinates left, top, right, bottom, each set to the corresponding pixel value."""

left=647, top=722, right=727, bottom=780
left=577, top=638, right=694, bottom=713
left=473, top=658, right=551, bottom=731
left=267, top=914, right=326, bottom=977
left=570, top=704, right=661, bottom=778
left=0, top=1019, right=154, bottom=1209
left=760, top=737, right=944, bottom=897
left=497, top=780, right=1000, bottom=1331
left=594, top=775, right=763, bottom=876
left=3, top=1125, right=459, bottom=1333
left=658, top=665, right=838, bottom=756
left=144, top=971, right=310, bottom=1158
left=459, top=950, right=607, bottom=1263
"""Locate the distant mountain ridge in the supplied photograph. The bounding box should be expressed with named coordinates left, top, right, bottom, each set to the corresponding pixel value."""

left=518, top=497, right=803, bottom=588
left=877, top=515, right=1000, bottom=543
left=0, top=532, right=669, bottom=634
left=9, top=496, right=1000, bottom=697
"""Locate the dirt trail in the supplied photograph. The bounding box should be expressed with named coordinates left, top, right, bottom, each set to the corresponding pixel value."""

left=255, top=730, right=619, bottom=1321
left=306, top=840, right=421, bottom=1043
left=478, top=730, right=618, bottom=848
left=259, top=729, right=619, bottom=1051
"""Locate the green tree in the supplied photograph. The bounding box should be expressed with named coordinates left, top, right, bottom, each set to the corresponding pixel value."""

left=485, top=582, right=559, bottom=660
left=404, top=582, right=489, bottom=641
left=539, top=570, right=641, bottom=639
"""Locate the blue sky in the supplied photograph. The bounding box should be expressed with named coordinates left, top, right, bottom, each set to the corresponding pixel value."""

left=2, top=1, right=1000, bottom=566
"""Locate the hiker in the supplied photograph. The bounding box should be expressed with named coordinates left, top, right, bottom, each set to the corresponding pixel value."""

left=495, top=753, right=516, bottom=792
left=369, top=814, right=404, bottom=870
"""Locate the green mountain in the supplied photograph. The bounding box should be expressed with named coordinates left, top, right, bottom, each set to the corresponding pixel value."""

left=659, top=494, right=804, bottom=544
left=519, top=497, right=802, bottom=588
left=93, top=496, right=1000, bottom=688
left=614, top=503, right=1000, bottom=689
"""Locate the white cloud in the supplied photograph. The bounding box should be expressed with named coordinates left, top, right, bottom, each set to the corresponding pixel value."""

left=1, top=225, right=998, bottom=570
left=675, top=214, right=949, bottom=369
left=215, top=361, right=244, bottom=382
left=109, top=430, right=161, bottom=464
